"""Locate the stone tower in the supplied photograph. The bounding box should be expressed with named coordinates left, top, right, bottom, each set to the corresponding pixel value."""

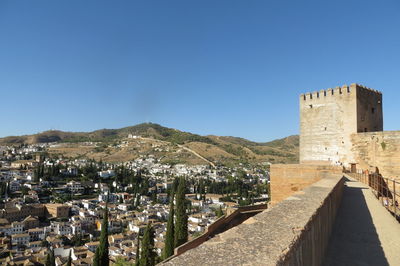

left=299, top=83, right=383, bottom=166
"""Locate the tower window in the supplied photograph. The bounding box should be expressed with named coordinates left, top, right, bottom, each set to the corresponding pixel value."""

left=309, top=104, right=313, bottom=108
left=371, top=107, right=375, bottom=114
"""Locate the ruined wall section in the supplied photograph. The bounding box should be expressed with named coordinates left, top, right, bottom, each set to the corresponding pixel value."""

left=300, top=85, right=357, bottom=165
left=351, top=131, right=400, bottom=180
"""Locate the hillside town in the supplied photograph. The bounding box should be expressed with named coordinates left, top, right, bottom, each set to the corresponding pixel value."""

left=0, top=142, right=270, bottom=265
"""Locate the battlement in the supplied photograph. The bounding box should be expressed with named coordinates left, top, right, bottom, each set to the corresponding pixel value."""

left=300, top=83, right=382, bottom=101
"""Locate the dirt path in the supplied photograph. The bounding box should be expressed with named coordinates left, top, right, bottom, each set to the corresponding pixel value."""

left=136, top=137, right=215, bottom=167
left=176, top=144, right=216, bottom=168
left=324, top=178, right=400, bottom=266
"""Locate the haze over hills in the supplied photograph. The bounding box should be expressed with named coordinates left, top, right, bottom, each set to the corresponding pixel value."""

left=0, top=123, right=299, bottom=165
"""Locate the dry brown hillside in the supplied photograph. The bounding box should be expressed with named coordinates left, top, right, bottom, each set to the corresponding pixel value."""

left=0, top=123, right=299, bottom=165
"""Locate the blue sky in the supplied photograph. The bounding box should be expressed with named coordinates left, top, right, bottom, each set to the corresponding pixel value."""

left=1, top=0, right=399, bottom=142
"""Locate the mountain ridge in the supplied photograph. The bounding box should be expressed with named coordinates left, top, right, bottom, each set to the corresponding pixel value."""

left=0, top=123, right=299, bottom=165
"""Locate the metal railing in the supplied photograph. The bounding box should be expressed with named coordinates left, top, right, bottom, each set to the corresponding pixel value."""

left=346, top=169, right=400, bottom=222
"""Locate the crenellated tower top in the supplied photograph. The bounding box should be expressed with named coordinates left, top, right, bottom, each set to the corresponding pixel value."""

left=300, top=83, right=382, bottom=101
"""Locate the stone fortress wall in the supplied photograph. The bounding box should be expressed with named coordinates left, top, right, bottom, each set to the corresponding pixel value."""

left=300, top=83, right=383, bottom=166
left=351, top=131, right=400, bottom=179
left=163, top=174, right=345, bottom=266
left=300, top=82, right=399, bottom=181
left=270, top=164, right=342, bottom=204
left=273, top=83, right=400, bottom=203
left=160, top=83, right=400, bottom=265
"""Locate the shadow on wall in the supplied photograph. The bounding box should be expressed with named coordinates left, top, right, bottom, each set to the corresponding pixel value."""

left=323, top=178, right=389, bottom=266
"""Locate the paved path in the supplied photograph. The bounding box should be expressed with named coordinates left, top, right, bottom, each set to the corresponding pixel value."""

left=324, top=177, right=400, bottom=266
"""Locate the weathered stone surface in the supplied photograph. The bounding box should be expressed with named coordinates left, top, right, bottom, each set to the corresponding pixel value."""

left=162, top=174, right=344, bottom=266
left=300, top=84, right=383, bottom=166
left=351, top=131, right=400, bottom=180
left=270, top=164, right=342, bottom=204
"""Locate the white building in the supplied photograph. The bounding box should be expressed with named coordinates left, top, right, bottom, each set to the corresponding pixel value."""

left=28, top=228, right=45, bottom=241
left=11, top=222, right=24, bottom=234
left=53, top=222, right=72, bottom=235
left=67, top=181, right=85, bottom=193
left=12, top=233, right=30, bottom=246
left=98, top=170, right=115, bottom=178
left=98, top=192, right=118, bottom=203
left=71, top=222, right=82, bottom=235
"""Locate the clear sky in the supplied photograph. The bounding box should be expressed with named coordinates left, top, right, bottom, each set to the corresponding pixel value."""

left=1, top=0, right=399, bottom=142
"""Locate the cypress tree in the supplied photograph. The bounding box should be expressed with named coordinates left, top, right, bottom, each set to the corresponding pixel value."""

left=139, top=224, right=155, bottom=266
left=216, top=205, right=224, bottom=218
left=94, top=206, right=109, bottom=266
left=51, top=249, right=56, bottom=266
left=93, top=247, right=100, bottom=266
left=135, top=234, right=140, bottom=266
left=152, top=186, right=158, bottom=204
left=135, top=193, right=141, bottom=208
left=174, top=177, right=188, bottom=247
left=45, top=252, right=51, bottom=266
left=162, top=192, right=175, bottom=259
left=66, top=250, right=72, bottom=266
left=45, top=249, right=55, bottom=266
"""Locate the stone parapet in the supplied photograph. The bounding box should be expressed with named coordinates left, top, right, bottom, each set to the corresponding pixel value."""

left=270, top=164, right=342, bottom=204
left=164, top=204, right=268, bottom=260
left=161, top=174, right=345, bottom=266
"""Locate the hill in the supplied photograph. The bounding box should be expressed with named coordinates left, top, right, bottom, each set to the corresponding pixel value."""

left=0, top=123, right=299, bottom=165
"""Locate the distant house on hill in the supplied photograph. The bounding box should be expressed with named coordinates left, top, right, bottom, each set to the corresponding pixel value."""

left=98, top=170, right=115, bottom=178
left=10, top=160, right=38, bottom=169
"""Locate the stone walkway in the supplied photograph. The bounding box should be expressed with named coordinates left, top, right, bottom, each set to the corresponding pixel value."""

left=324, top=177, right=400, bottom=266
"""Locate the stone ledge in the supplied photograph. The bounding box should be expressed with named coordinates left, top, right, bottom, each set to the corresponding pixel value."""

left=161, top=174, right=345, bottom=266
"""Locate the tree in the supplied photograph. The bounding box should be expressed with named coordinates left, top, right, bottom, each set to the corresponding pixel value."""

left=162, top=192, right=175, bottom=259
left=94, top=247, right=100, bottom=266
left=174, top=177, right=188, bottom=247
left=139, top=224, right=155, bottom=266
left=71, top=233, right=84, bottom=246
left=45, top=253, right=51, bottom=266
left=135, top=234, right=140, bottom=266
left=151, top=187, right=157, bottom=204
left=216, top=205, right=224, bottom=218
left=115, top=256, right=135, bottom=266
left=94, top=206, right=109, bottom=266
left=66, top=250, right=72, bottom=266
left=135, top=193, right=141, bottom=208
left=41, top=240, right=50, bottom=248
left=0, top=182, right=7, bottom=198
left=45, top=249, right=55, bottom=266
